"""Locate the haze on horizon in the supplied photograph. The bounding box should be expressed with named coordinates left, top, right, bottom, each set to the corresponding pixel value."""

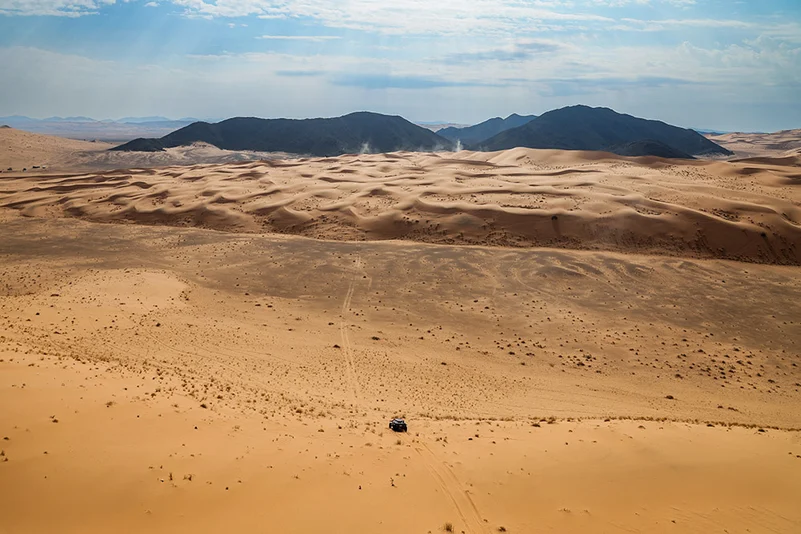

left=1, top=0, right=800, bottom=133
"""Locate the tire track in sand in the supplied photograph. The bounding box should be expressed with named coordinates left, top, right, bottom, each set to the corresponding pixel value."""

left=416, top=443, right=488, bottom=534
left=340, top=255, right=363, bottom=405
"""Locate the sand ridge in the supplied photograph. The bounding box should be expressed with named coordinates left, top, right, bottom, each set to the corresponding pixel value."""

left=2, top=128, right=801, bottom=532
left=1, top=147, right=800, bottom=264
left=0, top=127, right=115, bottom=171
left=708, top=129, right=801, bottom=158
left=0, top=127, right=291, bottom=173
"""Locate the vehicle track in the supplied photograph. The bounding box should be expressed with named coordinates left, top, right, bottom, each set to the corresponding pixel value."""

left=339, top=255, right=363, bottom=405
left=416, top=442, right=487, bottom=534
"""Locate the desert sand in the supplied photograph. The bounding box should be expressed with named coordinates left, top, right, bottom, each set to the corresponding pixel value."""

left=0, top=127, right=287, bottom=173
left=1, top=130, right=800, bottom=533
left=707, top=129, right=801, bottom=158
left=0, top=126, right=115, bottom=172
left=1, top=144, right=800, bottom=264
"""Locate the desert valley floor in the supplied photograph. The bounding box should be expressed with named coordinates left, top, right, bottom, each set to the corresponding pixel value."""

left=1, top=130, right=800, bottom=533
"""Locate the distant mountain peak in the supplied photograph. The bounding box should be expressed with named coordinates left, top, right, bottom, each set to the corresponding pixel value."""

left=478, top=105, right=732, bottom=158
left=438, top=113, right=537, bottom=145
left=43, top=116, right=97, bottom=123
left=112, top=112, right=452, bottom=156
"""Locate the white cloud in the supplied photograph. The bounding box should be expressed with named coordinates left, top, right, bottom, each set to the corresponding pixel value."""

left=618, top=17, right=754, bottom=31
left=590, top=0, right=696, bottom=6
left=0, top=0, right=116, bottom=17
left=257, top=35, right=341, bottom=41
left=761, top=22, right=801, bottom=44
left=168, top=0, right=613, bottom=36
left=0, top=0, right=785, bottom=50
left=2, top=44, right=799, bottom=131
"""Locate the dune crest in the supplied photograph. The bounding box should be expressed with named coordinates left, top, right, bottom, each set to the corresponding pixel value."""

left=708, top=129, right=801, bottom=158
left=2, top=148, right=800, bottom=264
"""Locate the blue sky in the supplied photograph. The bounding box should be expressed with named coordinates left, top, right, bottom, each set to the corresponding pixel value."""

left=1, top=0, right=800, bottom=131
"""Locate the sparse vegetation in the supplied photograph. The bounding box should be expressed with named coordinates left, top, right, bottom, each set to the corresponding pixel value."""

left=3, top=130, right=801, bottom=534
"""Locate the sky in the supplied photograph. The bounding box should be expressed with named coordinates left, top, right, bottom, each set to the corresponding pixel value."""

left=0, top=0, right=800, bottom=132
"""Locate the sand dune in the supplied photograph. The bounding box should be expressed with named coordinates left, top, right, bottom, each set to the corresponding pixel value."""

left=1, top=147, right=800, bottom=264
left=0, top=126, right=115, bottom=171
left=0, top=218, right=800, bottom=533
left=708, top=129, right=801, bottom=158
left=0, top=127, right=289, bottom=173
left=2, top=129, right=801, bottom=532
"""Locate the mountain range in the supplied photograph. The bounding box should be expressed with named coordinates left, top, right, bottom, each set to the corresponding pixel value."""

left=113, top=112, right=450, bottom=156
left=477, top=105, right=731, bottom=156
left=0, top=115, right=207, bottom=125
left=438, top=113, right=537, bottom=146
left=3, top=106, right=732, bottom=159
left=114, top=106, right=731, bottom=158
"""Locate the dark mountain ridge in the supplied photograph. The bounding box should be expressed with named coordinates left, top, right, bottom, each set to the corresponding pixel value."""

left=606, top=140, right=694, bottom=159
left=477, top=105, right=732, bottom=157
left=112, top=106, right=733, bottom=159
left=438, top=113, right=537, bottom=145
left=113, top=112, right=452, bottom=156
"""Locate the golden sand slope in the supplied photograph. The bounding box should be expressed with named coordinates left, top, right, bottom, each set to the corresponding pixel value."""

left=0, top=217, right=800, bottom=533
left=0, top=127, right=288, bottom=172
left=708, top=129, right=801, bottom=158
left=2, top=136, right=800, bottom=532
left=3, top=354, right=799, bottom=534
left=0, top=126, right=114, bottom=171
left=2, top=148, right=800, bottom=264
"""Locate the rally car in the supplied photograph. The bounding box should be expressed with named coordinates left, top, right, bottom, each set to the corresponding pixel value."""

left=389, top=418, right=408, bottom=432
